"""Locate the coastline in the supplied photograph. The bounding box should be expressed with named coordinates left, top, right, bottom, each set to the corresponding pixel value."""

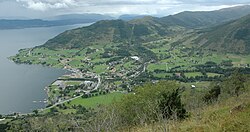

left=7, top=57, right=76, bottom=114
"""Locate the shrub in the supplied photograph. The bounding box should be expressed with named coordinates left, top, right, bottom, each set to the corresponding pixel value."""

left=203, top=85, right=221, bottom=103
left=159, top=88, right=187, bottom=119
left=222, top=70, right=247, bottom=97
left=114, top=81, right=187, bottom=126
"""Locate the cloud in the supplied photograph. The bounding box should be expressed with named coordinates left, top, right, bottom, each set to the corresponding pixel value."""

left=16, top=0, right=77, bottom=11
left=177, top=0, right=250, bottom=5
left=77, top=0, right=180, bottom=6
left=12, top=0, right=250, bottom=17
left=73, top=0, right=250, bottom=6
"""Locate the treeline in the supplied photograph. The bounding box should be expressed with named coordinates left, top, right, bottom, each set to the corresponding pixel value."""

left=150, top=63, right=250, bottom=82
left=203, top=70, right=250, bottom=103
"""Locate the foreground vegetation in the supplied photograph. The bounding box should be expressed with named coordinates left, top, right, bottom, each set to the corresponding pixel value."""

left=1, top=72, right=249, bottom=131
left=132, top=91, right=250, bottom=132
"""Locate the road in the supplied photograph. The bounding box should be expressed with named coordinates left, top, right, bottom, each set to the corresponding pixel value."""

left=27, top=48, right=33, bottom=56
left=132, top=61, right=150, bottom=78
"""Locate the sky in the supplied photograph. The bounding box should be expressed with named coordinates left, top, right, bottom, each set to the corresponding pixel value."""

left=0, top=0, right=250, bottom=19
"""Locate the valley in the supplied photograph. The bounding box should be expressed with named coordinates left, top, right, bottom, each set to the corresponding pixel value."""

left=10, top=28, right=250, bottom=110
left=2, top=5, right=250, bottom=131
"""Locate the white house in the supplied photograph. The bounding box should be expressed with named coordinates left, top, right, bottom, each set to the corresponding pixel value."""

left=131, top=56, right=140, bottom=61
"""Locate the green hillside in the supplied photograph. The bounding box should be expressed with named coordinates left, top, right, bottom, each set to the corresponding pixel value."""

left=40, top=5, right=250, bottom=50
left=41, top=17, right=183, bottom=49
left=194, top=14, right=250, bottom=54
left=42, top=20, right=133, bottom=49
left=160, top=5, right=250, bottom=28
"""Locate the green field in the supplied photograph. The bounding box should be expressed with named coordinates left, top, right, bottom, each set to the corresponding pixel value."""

left=185, top=72, right=203, bottom=77
left=180, top=81, right=211, bottom=89
left=92, top=64, right=108, bottom=74
left=207, top=73, right=221, bottom=77
left=67, top=92, right=124, bottom=108
left=147, top=63, right=166, bottom=71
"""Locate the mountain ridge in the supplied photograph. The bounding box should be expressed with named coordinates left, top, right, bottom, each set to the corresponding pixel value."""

left=0, top=14, right=113, bottom=29
left=160, top=5, right=250, bottom=28
left=39, top=5, right=250, bottom=53
left=194, top=14, right=250, bottom=54
left=42, top=18, right=182, bottom=49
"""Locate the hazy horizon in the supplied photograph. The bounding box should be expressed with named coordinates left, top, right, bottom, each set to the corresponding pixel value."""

left=0, top=0, right=250, bottom=19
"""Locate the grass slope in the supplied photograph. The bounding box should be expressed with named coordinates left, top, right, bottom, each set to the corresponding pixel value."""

left=127, top=91, right=250, bottom=132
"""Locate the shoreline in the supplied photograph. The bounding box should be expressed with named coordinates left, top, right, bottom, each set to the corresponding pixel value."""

left=3, top=58, right=79, bottom=115
left=1, top=66, right=85, bottom=116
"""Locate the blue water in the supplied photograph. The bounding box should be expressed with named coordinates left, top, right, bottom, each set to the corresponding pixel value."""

left=0, top=24, right=90, bottom=114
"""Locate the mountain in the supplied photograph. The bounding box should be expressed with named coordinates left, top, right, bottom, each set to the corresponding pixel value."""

left=194, top=14, right=250, bottom=54
left=40, top=5, right=250, bottom=50
left=160, top=5, right=250, bottom=28
left=0, top=19, right=56, bottom=29
left=50, top=14, right=113, bottom=21
left=42, top=16, right=182, bottom=49
left=119, top=14, right=148, bottom=21
left=42, top=20, right=132, bottom=49
left=47, top=13, right=114, bottom=25
left=0, top=14, right=113, bottom=29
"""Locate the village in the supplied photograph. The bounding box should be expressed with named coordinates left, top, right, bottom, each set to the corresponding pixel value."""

left=43, top=54, right=143, bottom=106
left=10, top=40, right=250, bottom=107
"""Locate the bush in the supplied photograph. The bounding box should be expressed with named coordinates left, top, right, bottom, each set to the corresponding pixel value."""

left=159, top=88, right=187, bottom=119
left=203, top=85, right=221, bottom=103
left=222, top=70, right=247, bottom=97
left=113, top=81, right=187, bottom=126
left=0, top=124, right=9, bottom=132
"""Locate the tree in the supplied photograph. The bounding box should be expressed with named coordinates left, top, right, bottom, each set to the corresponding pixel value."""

left=114, top=81, right=187, bottom=126
left=82, top=94, right=89, bottom=98
left=159, top=88, right=187, bottom=120
left=203, top=85, right=221, bottom=103
left=76, top=105, right=88, bottom=114
left=0, top=124, right=9, bottom=132
left=223, top=70, right=246, bottom=97
left=220, top=60, right=233, bottom=67
left=50, top=107, right=58, bottom=113
left=33, top=110, right=39, bottom=115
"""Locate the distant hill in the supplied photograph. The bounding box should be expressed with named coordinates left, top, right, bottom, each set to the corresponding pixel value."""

left=119, top=14, right=148, bottom=21
left=42, top=20, right=132, bottom=49
left=194, top=14, right=250, bottom=54
left=47, top=13, right=114, bottom=25
left=160, top=5, right=250, bottom=28
left=0, top=19, right=56, bottom=29
left=42, top=17, right=182, bottom=49
left=49, top=13, right=113, bottom=21
left=0, top=14, right=113, bottom=29
left=40, top=5, right=250, bottom=50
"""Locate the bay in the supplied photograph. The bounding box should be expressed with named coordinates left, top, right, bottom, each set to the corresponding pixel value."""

left=0, top=24, right=90, bottom=114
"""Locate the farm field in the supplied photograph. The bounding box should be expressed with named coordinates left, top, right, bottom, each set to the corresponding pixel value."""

left=66, top=92, right=124, bottom=108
